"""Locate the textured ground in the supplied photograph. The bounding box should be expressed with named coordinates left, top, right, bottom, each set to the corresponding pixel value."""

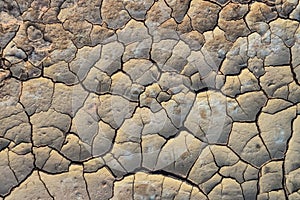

left=1, top=0, right=300, bottom=199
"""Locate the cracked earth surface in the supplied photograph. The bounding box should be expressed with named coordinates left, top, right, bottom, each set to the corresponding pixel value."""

left=1, top=0, right=300, bottom=199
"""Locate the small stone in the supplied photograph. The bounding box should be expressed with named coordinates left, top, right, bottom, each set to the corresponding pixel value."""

left=59, top=0, right=102, bottom=24
left=0, top=103, right=28, bottom=137
left=203, top=27, right=233, bottom=70
left=262, top=99, right=293, bottom=114
left=61, top=134, right=92, bottom=162
left=188, top=146, right=218, bottom=185
left=0, top=12, right=20, bottom=47
left=5, top=171, right=52, bottom=200
left=157, top=91, right=171, bottom=103
left=40, top=165, right=90, bottom=199
left=260, top=66, right=294, bottom=98
left=41, top=150, right=70, bottom=173
left=97, top=94, right=137, bottom=129
left=156, top=131, right=203, bottom=177
left=92, top=121, right=116, bottom=156
left=27, top=25, right=43, bottom=41
left=145, top=0, right=172, bottom=32
left=221, top=76, right=241, bottom=97
left=161, top=91, right=195, bottom=128
left=110, top=142, right=141, bottom=173
left=185, top=91, right=232, bottom=143
left=229, top=122, right=270, bottom=167
left=142, top=134, right=166, bottom=170
left=141, top=108, right=178, bottom=138
left=90, top=25, right=116, bottom=46
left=83, top=157, right=105, bottom=173
left=0, top=149, right=18, bottom=196
left=218, top=3, right=250, bottom=41
left=84, top=167, right=115, bottom=200
left=123, top=59, right=159, bottom=86
left=200, top=173, right=222, bottom=194
left=117, top=20, right=150, bottom=45
left=123, top=0, right=154, bottom=20
left=248, top=57, right=265, bottom=78
left=0, top=78, right=21, bottom=106
left=246, top=2, right=277, bottom=35
left=20, top=77, right=54, bottom=115
left=94, top=42, right=124, bottom=75
left=259, top=161, right=284, bottom=193
left=188, top=0, right=221, bottom=33
left=139, top=83, right=162, bottom=112
left=111, top=175, right=134, bottom=200
left=44, top=23, right=77, bottom=63
left=115, top=110, right=143, bottom=143
left=0, top=138, right=10, bottom=151
left=31, top=109, right=71, bottom=149
left=285, top=116, right=300, bottom=174
left=162, top=177, right=181, bottom=199
left=270, top=18, right=298, bottom=47
left=44, top=61, right=78, bottom=85
left=134, top=173, right=164, bottom=199
left=51, top=83, right=88, bottom=117
left=220, top=37, right=247, bottom=75
left=259, top=106, right=296, bottom=159
left=165, top=0, right=191, bottom=23
left=69, top=44, right=101, bottom=81
left=180, top=31, right=205, bottom=51
left=210, top=145, right=239, bottom=167
left=227, top=91, right=267, bottom=122
left=101, top=0, right=131, bottom=29
left=208, top=178, right=244, bottom=200
left=151, top=39, right=178, bottom=68
left=174, top=182, right=193, bottom=200
left=242, top=181, right=258, bottom=200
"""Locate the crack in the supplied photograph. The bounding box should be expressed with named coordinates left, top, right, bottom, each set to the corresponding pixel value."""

left=6, top=150, right=18, bottom=183
left=282, top=114, right=298, bottom=197
left=38, top=171, right=55, bottom=200
left=82, top=173, right=91, bottom=200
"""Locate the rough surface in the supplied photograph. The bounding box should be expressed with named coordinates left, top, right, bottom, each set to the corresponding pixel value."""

left=1, top=0, right=300, bottom=199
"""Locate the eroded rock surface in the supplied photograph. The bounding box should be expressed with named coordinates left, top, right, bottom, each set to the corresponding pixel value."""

left=1, top=0, right=300, bottom=199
